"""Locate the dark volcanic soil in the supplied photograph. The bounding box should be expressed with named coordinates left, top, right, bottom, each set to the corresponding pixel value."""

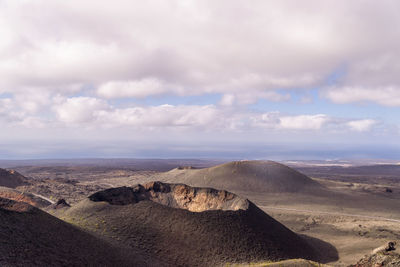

left=0, top=197, right=153, bottom=267
left=0, top=168, right=27, bottom=188
left=157, top=160, right=323, bottom=193
left=60, top=182, right=320, bottom=266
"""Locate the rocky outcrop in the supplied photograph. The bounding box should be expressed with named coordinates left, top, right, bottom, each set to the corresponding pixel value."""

left=177, top=166, right=197, bottom=170
left=89, top=181, right=249, bottom=212
left=52, top=199, right=71, bottom=209
left=89, top=186, right=137, bottom=205
left=350, top=242, right=400, bottom=267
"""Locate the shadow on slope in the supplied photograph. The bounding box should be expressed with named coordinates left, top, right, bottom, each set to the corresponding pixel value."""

left=0, top=197, right=153, bottom=267
left=0, top=169, right=27, bottom=188
left=58, top=182, right=333, bottom=266
left=300, top=234, right=339, bottom=263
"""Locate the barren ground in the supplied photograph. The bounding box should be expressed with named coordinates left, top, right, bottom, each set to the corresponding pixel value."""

left=4, top=161, right=400, bottom=266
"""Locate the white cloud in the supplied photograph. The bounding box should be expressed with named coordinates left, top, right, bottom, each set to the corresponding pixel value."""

left=54, top=97, right=110, bottom=124
left=52, top=96, right=223, bottom=129
left=0, top=97, right=48, bottom=128
left=2, top=0, right=400, bottom=101
left=219, top=91, right=290, bottom=106
left=0, top=98, right=13, bottom=115
left=6, top=94, right=381, bottom=134
left=0, top=98, right=26, bottom=123
left=255, top=112, right=330, bottom=130
left=253, top=112, right=380, bottom=133
left=100, top=104, right=221, bottom=129
left=323, top=86, right=400, bottom=107
left=97, top=78, right=183, bottom=98
left=52, top=97, right=377, bottom=134
left=279, top=114, right=329, bottom=130
left=17, top=116, right=47, bottom=128
left=219, top=94, right=236, bottom=106
left=13, top=88, right=53, bottom=113
left=346, top=119, right=377, bottom=132
left=0, top=0, right=398, bottom=157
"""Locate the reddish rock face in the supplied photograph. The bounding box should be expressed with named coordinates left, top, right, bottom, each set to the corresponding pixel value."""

left=0, top=191, right=37, bottom=207
left=0, top=197, right=33, bottom=213
left=0, top=187, right=51, bottom=208
left=89, top=181, right=249, bottom=212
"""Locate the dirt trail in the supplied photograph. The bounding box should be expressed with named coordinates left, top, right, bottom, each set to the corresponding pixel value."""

left=260, top=206, right=400, bottom=223
left=31, top=193, right=55, bottom=204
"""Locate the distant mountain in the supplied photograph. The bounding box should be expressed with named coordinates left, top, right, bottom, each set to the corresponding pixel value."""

left=0, top=158, right=225, bottom=171
left=157, top=160, right=323, bottom=193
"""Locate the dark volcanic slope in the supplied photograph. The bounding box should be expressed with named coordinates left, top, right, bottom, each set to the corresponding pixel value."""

left=0, top=168, right=27, bottom=188
left=158, top=160, right=322, bottom=193
left=0, top=197, right=149, bottom=267
left=61, top=182, right=318, bottom=266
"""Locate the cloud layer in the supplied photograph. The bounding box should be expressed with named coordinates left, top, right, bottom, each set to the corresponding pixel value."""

left=0, top=0, right=399, bottom=158
left=323, top=87, right=400, bottom=106
left=2, top=1, right=400, bottom=97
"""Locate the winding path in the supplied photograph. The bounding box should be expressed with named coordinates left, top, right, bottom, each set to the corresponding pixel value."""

left=31, top=193, right=55, bottom=204
left=260, top=206, right=400, bottom=223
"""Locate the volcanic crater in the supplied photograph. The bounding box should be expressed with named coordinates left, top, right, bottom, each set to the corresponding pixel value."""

left=60, top=182, right=323, bottom=266
left=89, top=181, right=249, bottom=212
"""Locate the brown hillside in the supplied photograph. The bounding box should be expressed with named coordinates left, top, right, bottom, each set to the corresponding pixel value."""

left=60, top=182, right=319, bottom=266
left=0, top=197, right=153, bottom=267
left=157, top=160, right=322, bottom=193
left=0, top=169, right=27, bottom=188
left=0, top=186, right=51, bottom=208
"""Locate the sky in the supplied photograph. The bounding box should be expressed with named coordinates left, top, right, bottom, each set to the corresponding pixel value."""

left=0, top=0, right=400, bottom=160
